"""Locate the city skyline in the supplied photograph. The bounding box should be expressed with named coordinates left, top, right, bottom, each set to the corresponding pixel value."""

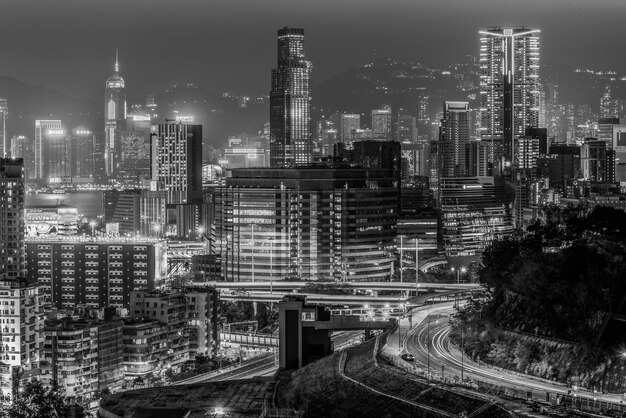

left=0, top=0, right=625, bottom=100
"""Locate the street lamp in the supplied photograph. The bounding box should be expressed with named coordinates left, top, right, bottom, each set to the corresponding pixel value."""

left=89, top=221, right=97, bottom=237
left=460, top=267, right=467, bottom=283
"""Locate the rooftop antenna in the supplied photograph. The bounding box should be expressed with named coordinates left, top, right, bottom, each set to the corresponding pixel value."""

left=115, top=47, right=119, bottom=73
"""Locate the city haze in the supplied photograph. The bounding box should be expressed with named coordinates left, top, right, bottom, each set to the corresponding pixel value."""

left=0, top=0, right=624, bottom=100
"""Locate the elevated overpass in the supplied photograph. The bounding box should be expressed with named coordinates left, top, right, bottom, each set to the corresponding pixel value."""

left=195, top=280, right=479, bottom=293
left=219, top=288, right=480, bottom=309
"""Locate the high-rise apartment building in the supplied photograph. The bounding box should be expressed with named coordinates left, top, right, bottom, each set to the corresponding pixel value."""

left=270, top=27, right=312, bottom=168
left=42, top=317, right=124, bottom=408
left=25, top=237, right=167, bottom=310
left=0, top=277, right=45, bottom=403
left=152, top=122, right=203, bottom=205
left=104, top=49, right=127, bottom=177
left=440, top=101, right=470, bottom=177
left=479, top=27, right=540, bottom=171
left=0, top=158, right=26, bottom=279
left=0, top=99, right=7, bottom=158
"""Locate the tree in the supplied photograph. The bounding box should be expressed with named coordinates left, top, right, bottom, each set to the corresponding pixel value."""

left=5, top=380, right=77, bottom=418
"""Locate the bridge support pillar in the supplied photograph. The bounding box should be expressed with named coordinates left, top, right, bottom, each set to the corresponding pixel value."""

left=365, top=329, right=372, bottom=340
left=253, top=302, right=258, bottom=316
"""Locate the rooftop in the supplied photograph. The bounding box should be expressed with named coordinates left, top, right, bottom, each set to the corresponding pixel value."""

left=99, top=378, right=275, bottom=418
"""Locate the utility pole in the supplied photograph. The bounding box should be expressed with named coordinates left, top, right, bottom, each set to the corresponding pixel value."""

left=399, top=235, right=403, bottom=283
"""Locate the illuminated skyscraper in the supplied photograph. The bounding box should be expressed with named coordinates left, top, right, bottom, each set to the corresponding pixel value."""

left=0, top=99, right=7, bottom=157
left=270, top=27, right=312, bottom=168
left=440, top=101, right=470, bottom=177
left=34, top=120, right=63, bottom=180
left=479, top=27, right=540, bottom=172
left=104, top=48, right=127, bottom=177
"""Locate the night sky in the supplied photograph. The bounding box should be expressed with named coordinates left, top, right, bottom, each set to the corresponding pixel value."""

left=1, top=0, right=625, bottom=101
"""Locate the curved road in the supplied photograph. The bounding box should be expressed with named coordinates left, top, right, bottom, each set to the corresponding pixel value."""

left=403, top=311, right=625, bottom=405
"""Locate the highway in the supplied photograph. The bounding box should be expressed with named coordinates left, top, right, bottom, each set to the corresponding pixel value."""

left=399, top=308, right=626, bottom=405
left=175, top=353, right=278, bottom=385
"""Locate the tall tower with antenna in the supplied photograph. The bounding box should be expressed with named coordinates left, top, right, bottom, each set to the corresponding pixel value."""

left=103, top=48, right=127, bottom=178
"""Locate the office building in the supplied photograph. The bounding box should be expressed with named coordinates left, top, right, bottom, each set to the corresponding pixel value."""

left=270, top=27, right=312, bottom=168
left=0, top=277, right=45, bottom=403
left=25, top=237, right=167, bottom=310
left=581, top=139, right=612, bottom=183
left=0, top=158, right=26, bottom=278
left=440, top=101, right=470, bottom=177
left=397, top=114, right=417, bottom=143
left=613, top=125, right=626, bottom=182
left=479, top=27, right=540, bottom=171
left=371, top=107, right=392, bottom=140
left=0, top=99, right=7, bottom=158
left=526, top=127, right=548, bottom=155
left=71, top=127, right=96, bottom=180
left=152, top=122, right=203, bottom=205
left=598, top=117, right=619, bottom=147
left=34, top=120, right=63, bottom=180
left=537, top=145, right=581, bottom=189
left=514, top=136, right=540, bottom=176
left=440, top=176, right=514, bottom=259
left=330, top=113, right=360, bottom=143
left=213, top=163, right=397, bottom=282
left=104, top=189, right=167, bottom=236
left=119, top=115, right=153, bottom=182
left=222, top=137, right=267, bottom=169
left=104, top=49, right=127, bottom=177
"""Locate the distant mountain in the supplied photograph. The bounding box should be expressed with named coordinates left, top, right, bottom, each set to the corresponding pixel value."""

left=0, top=75, right=99, bottom=139
left=154, top=83, right=268, bottom=148
left=313, top=58, right=626, bottom=120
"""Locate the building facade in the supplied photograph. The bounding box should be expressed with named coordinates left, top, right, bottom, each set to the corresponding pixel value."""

left=0, top=158, right=25, bottom=278
left=25, top=237, right=167, bottom=310
left=152, top=122, right=203, bottom=205
left=213, top=164, right=397, bottom=282
left=440, top=176, right=514, bottom=259
left=0, top=278, right=45, bottom=403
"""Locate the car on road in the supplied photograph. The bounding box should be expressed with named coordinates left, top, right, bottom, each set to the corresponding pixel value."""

left=401, top=353, right=415, bottom=362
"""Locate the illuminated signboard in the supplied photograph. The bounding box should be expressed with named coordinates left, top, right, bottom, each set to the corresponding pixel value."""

left=175, top=115, right=194, bottom=123
left=47, top=129, right=65, bottom=135
left=48, top=177, right=73, bottom=184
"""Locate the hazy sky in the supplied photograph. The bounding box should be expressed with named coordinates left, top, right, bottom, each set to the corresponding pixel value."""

left=1, top=0, right=625, bottom=101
